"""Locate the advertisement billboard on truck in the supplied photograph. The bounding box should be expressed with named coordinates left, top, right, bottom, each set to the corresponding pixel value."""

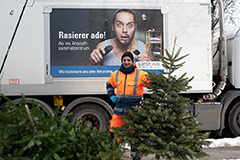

left=49, top=8, right=164, bottom=77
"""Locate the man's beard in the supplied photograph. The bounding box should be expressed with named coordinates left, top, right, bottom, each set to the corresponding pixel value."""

left=124, top=35, right=134, bottom=46
left=117, top=32, right=135, bottom=46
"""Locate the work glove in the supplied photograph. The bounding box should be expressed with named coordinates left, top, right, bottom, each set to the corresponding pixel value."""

left=110, top=95, right=117, bottom=103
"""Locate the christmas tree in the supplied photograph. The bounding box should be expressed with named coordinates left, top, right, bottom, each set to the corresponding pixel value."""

left=0, top=94, right=126, bottom=160
left=113, top=37, right=211, bottom=160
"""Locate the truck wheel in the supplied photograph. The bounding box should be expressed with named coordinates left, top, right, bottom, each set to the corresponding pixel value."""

left=12, top=98, right=54, bottom=116
left=228, top=101, right=240, bottom=136
left=69, top=104, right=109, bottom=131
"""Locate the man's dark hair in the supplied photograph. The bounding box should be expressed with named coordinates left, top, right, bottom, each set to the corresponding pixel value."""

left=112, top=9, right=137, bottom=26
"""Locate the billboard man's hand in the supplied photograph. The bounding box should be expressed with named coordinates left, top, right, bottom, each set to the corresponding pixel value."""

left=137, top=53, right=150, bottom=61
left=89, top=48, right=105, bottom=63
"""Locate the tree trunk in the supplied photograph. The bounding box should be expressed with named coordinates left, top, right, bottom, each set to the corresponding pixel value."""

left=155, top=154, right=160, bottom=160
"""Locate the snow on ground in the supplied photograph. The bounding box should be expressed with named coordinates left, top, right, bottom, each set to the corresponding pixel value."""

left=204, top=137, right=240, bottom=148
left=124, top=137, right=240, bottom=149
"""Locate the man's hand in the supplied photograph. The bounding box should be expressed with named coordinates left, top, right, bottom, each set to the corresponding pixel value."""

left=137, top=53, right=150, bottom=61
left=89, top=48, right=105, bottom=63
left=133, top=48, right=151, bottom=61
left=110, top=95, right=117, bottom=103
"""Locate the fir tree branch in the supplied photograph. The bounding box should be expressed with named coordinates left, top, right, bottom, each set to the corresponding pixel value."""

left=1, top=93, right=16, bottom=107
left=25, top=104, right=37, bottom=133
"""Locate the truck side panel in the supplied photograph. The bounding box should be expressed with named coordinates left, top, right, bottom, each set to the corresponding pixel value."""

left=194, top=103, right=222, bottom=130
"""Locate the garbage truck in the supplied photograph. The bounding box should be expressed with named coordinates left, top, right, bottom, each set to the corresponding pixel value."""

left=1, top=0, right=239, bottom=137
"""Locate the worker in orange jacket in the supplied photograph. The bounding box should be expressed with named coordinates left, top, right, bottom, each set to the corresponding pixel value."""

left=106, top=51, right=149, bottom=160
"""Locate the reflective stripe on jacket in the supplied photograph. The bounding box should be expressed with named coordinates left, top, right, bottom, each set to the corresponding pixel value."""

left=106, top=65, right=148, bottom=115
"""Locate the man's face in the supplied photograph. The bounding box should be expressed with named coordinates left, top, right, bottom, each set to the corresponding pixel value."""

left=122, top=56, right=133, bottom=68
left=112, top=12, right=137, bottom=46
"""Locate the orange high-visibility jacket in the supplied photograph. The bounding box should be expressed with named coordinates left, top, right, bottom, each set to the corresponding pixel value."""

left=106, top=64, right=148, bottom=115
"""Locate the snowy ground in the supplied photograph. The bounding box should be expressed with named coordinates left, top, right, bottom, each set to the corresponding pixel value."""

left=204, top=136, right=240, bottom=148
left=124, top=136, right=240, bottom=149
left=123, top=137, right=240, bottom=159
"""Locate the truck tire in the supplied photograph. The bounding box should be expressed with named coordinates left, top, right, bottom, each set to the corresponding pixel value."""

left=69, top=103, right=109, bottom=131
left=228, top=101, right=240, bottom=136
left=12, top=98, right=54, bottom=116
